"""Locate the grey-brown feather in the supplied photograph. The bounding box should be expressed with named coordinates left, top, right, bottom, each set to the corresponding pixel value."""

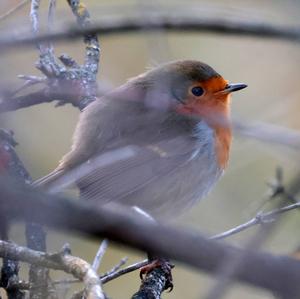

left=35, top=60, right=223, bottom=218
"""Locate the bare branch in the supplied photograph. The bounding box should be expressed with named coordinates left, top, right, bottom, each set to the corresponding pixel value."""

left=47, top=0, right=56, bottom=53
left=0, top=83, right=110, bottom=113
left=1, top=178, right=300, bottom=297
left=58, top=244, right=106, bottom=299
left=1, top=13, right=300, bottom=51
left=211, top=174, right=300, bottom=240
left=212, top=201, right=300, bottom=241
left=0, top=128, right=49, bottom=299
left=233, top=119, right=300, bottom=150
left=0, top=241, right=106, bottom=299
left=66, top=0, right=100, bottom=76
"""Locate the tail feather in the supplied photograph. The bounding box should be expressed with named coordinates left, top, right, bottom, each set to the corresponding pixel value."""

left=32, top=168, right=65, bottom=192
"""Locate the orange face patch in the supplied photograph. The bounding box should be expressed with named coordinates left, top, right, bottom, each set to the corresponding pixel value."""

left=185, top=76, right=230, bottom=109
left=178, top=76, right=231, bottom=117
left=198, top=76, right=228, bottom=94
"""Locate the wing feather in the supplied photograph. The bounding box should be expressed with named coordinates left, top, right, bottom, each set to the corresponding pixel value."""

left=78, top=136, right=199, bottom=206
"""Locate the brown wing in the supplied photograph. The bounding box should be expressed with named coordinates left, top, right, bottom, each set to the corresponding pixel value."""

left=77, top=135, right=200, bottom=205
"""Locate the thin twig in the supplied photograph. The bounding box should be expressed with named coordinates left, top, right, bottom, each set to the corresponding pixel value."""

left=101, top=257, right=128, bottom=278
left=212, top=170, right=300, bottom=241
left=0, top=0, right=29, bottom=23
left=92, top=239, right=109, bottom=272
left=30, top=0, right=42, bottom=52
left=100, top=260, right=148, bottom=284
left=47, top=0, right=56, bottom=53
left=211, top=200, right=300, bottom=240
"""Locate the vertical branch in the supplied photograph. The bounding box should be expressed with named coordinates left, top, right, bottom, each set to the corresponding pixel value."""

left=0, top=128, right=50, bottom=299
left=30, top=0, right=45, bottom=53
left=47, top=0, right=56, bottom=53
left=66, top=0, right=100, bottom=109
left=66, top=0, right=100, bottom=75
left=1, top=258, right=24, bottom=299
left=0, top=130, right=26, bottom=299
left=27, top=1, right=59, bottom=297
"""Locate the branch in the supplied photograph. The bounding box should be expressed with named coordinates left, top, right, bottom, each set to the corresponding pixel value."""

left=92, top=239, right=109, bottom=272
left=0, top=241, right=106, bottom=299
left=232, top=119, right=300, bottom=151
left=0, top=130, right=26, bottom=299
left=67, top=0, right=100, bottom=77
left=211, top=201, right=300, bottom=240
left=1, top=256, right=25, bottom=299
left=52, top=258, right=146, bottom=286
left=211, top=169, right=300, bottom=240
left=0, top=0, right=29, bottom=23
left=101, top=260, right=147, bottom=284
left=1, top=179, right=300, bottom=297
left=0, top=93, right=49, bottom=298
left=0, top=83, right=110, bottom=113
left=1, top=13, right=300, bottom=51
left=131, top=267, right=169, bottom=299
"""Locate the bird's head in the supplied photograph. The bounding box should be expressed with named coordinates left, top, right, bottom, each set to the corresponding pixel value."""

left=131, top=60, right=247, bottom=127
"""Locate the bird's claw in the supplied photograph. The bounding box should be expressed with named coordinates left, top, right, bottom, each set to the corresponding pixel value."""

left=139, top=258, right=174, bottom=291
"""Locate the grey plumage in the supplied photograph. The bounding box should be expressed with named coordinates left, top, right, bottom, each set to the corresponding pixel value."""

left=34, top=60, right=227, bottom=218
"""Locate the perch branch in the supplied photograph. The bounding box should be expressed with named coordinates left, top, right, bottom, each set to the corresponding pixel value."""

left=131, top=267, right=169, bottom=299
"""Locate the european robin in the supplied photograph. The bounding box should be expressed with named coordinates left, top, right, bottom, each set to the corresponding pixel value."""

left=35, top=60, right=247, bottom=218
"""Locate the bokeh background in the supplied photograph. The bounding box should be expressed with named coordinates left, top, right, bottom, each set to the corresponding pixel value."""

left=1, top=0, right=300, bottom=298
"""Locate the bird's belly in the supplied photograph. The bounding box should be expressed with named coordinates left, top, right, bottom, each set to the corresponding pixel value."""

left=121, top=147, right=222, bottom=218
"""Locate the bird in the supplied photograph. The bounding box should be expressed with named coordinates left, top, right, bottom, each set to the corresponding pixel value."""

left=35, top=60, right=247, bottom=219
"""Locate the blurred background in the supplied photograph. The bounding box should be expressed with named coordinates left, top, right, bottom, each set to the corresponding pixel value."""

left=1, top=0, right=300, bottom=298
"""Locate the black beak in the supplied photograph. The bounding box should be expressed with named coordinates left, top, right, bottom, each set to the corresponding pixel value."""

left=225, top=83, right=247, bottom=93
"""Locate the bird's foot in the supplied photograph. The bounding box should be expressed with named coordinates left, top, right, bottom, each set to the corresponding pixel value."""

left=140, top=258, right=174, bottom=291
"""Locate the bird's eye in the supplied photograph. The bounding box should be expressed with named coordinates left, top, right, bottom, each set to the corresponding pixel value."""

left=191, top=86, right=204, bottom=97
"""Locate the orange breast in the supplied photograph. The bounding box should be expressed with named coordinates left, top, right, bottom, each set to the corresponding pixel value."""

left=214, top=126, right=232, bottom=169
left=199, top=102, right=232, bottom=169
